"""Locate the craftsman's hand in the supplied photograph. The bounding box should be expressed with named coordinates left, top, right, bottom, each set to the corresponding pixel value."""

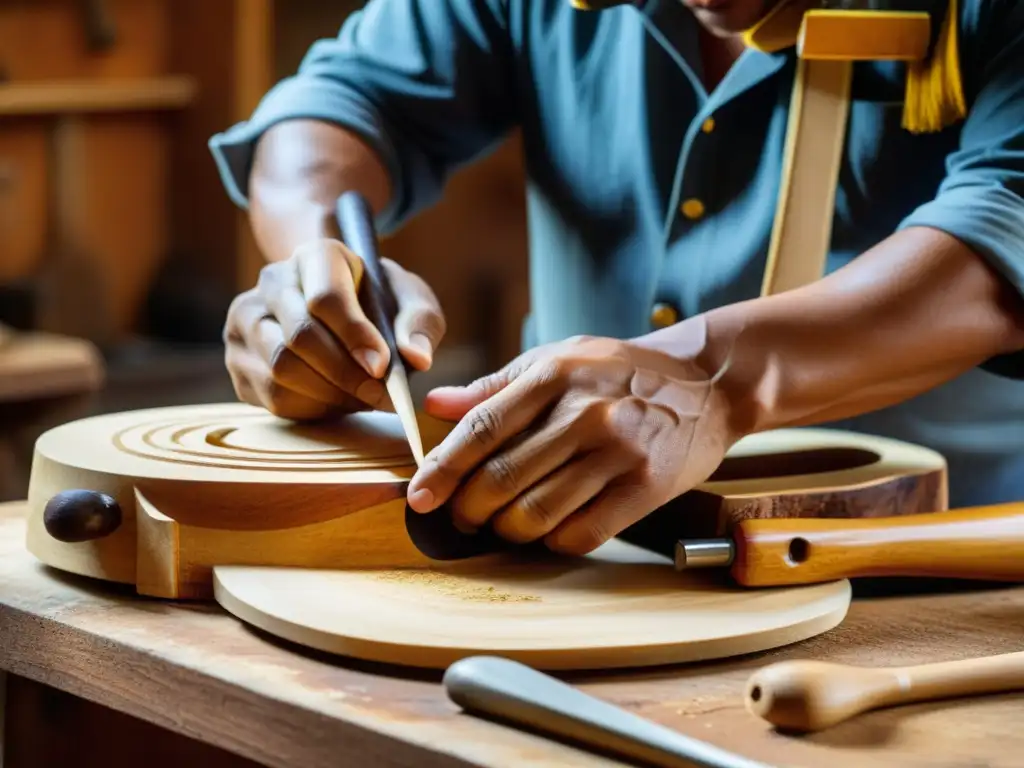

left=405, top=336, right=738, bottom=555
left=223, top=239, right=446, bottom=421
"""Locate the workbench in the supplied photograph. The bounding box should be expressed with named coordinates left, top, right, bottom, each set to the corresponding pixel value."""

left=0, top=500, right=1019, bottom=768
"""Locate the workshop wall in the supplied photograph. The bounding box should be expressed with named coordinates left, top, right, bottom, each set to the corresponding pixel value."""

left=0, top=0, right=530, bottom=363
left=0, top=0, right=530, bottom=504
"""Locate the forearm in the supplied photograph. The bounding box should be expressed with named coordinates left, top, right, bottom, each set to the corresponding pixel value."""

left=637, top=226, right=1024, bottom=436
left=247, top=119, right=393, bottom=262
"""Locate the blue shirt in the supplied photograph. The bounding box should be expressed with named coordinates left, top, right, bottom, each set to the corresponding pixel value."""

left=210, top=0, right=1024, bottom=507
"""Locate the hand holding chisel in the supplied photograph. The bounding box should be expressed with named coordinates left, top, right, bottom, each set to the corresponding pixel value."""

left=336, top=192, right=425, bottom=464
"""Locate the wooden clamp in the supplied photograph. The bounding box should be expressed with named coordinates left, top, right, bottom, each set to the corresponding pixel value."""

left=759, top=6, right=932, bottom=296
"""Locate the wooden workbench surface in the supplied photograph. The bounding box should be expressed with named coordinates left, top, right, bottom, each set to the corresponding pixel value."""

left=1, top=500, right=1021, bottom=768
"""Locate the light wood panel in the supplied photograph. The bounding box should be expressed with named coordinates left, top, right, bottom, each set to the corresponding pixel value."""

left=0, top=0, right=170, bottom=81
left=0, top=0, right=195, bottom=342
left=0, top=122, right=48, bottom=282
left=0, top=77, right=195, bottom=115
left=214, top=541, right=852, bottom=671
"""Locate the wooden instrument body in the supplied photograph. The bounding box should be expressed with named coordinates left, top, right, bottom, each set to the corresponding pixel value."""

left=20, top=403, right=950, bottom=670
left=665, top=427, right=947, bottom=540
left=26, top=403, right=452, bottom=599
left=25, top=403, right=947, bottom=600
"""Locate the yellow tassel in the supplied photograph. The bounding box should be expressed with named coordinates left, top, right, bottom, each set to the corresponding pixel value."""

left=902, top=0, right=967, bottom=133
left=741, top=0, right=803, bottom=53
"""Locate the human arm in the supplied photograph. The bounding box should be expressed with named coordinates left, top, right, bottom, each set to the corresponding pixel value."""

left=403, top=230, right=1023, bottom=555
left=638, top=225, right=1024, bottom=439
left=404, top=0, right=1024, bottom=552
left=210, top=0, right=518, bottom=419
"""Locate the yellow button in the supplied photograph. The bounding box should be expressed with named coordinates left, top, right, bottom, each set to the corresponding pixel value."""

left=701, top=117, right=716, bottom=133
left=681, top=198, right=705, bottom=220
left=650, top=302, right=679, bottom=329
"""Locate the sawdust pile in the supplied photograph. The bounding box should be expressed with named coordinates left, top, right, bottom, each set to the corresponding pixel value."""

left=374, top=570, right=542, bottom=603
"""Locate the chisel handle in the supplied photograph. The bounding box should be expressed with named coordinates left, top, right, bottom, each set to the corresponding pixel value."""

left=745, top=650, right=1024, bottom=732
left=336, top=191, right=401, bottom=374
left=729, top=501, right=1024, bottom=587
left=444, top=656, right=772, bottom=768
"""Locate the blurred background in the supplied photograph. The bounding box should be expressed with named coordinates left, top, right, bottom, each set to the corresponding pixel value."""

left=0, top=0, right=531, bottom=501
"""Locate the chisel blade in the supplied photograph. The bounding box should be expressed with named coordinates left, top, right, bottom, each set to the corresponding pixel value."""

left=384, top=362, right=423, bottom=466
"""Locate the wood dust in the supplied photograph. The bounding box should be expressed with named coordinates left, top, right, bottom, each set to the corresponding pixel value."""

left=374, top=570, right=541, bottom=603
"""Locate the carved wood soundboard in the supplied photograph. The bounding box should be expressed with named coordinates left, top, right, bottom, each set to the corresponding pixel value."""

left=23, top=403, right=948, bottom=670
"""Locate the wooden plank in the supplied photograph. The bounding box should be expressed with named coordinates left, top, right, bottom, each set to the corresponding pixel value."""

left=233, top=0, right=274, bottom=293
left=3, top=674, right=262, bottom=768
left=0, top=121, right=48, bottom=283
left=0, top=332, right=102, bottom=402
left=0, top=78, right=196, bottom=116
left=0, top=0, right=169, bottom=81
left=167, top=0, right=242, bottom=294
left=1, top=671, right=6, bottom=768
left=1, top=500, right=1024, bottom=767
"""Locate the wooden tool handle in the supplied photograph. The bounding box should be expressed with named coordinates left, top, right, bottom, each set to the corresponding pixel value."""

left=43, top=489, right=121, bottom=542
left=745, top=651, right=1024, bottom=732
left=336, top=192, right=402, bottom=373
left=443, top=656, right=771, bottom=768
left=730, top=502, right=1024, bottom=586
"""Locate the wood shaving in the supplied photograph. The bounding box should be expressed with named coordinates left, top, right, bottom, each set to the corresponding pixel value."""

left=373, top=570, right=541, bottom=603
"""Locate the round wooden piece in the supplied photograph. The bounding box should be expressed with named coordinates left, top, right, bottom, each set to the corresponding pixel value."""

left=26, top=403, right=444, bottom=589
left=213, top=540, right=853, bottom=671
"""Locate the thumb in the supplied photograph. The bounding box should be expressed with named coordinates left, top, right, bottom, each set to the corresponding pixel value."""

left=385, top=261, right=446, bottom=371
left=423, top=354, right=531, bottom=421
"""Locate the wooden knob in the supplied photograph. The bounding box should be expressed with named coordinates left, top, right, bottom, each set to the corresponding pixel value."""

left=744, top=660, right=885, bottom=732
left=43, top=489, right=122, bottom=542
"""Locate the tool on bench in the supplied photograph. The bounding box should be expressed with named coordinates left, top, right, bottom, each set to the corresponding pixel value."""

left=444, top=656, right=773, bottom=768
left=745, top=650, right=1024, bottom=733
left=673, top=501, right=1024, bottom=587
left=336, top=191, right=425, bottom=467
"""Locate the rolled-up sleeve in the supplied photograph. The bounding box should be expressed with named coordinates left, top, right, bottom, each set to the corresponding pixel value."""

left=897, top=1, right=1024, bottom=377
left=208, top=0, right=518, bottom=234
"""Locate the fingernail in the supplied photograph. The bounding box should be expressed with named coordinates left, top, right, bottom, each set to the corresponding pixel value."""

left=453, top=517, right=478, bottom=535
left=354, top=348, right=383, bottom=377
left=408, top=487, right=435, bottom=512
left=409, top=333, right=433, bottom=361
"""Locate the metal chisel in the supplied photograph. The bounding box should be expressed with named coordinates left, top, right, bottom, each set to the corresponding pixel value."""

left=336, top=191, right=425, bottom=466
left=444, top=656, right=774, bottom=768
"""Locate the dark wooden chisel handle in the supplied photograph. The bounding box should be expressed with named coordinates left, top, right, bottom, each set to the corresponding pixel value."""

left=335, top=191, right=402, bottom=375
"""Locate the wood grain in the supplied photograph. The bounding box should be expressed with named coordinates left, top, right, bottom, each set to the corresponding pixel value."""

left=0, top=330, right=103, bottom=402
left=730, top=502, right=1024, bottom=586
left=0, top=0, right=170, bottom=82
left=4, top=674, right=263, bottom=768
left=26, top=403, right=454, bottom=595
left=2, top=501, right=1024, bottom=768
left=0, top=77, right=195, bottom=115
left=0, top=0, right=191, bottom=342
left=24, top=404, right=947, bottom=604
left=0, top=121, right=48, bottom=282
left=212, top=543, right=851, bottom=671
left=744, top=651, right=1024, bottom=733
